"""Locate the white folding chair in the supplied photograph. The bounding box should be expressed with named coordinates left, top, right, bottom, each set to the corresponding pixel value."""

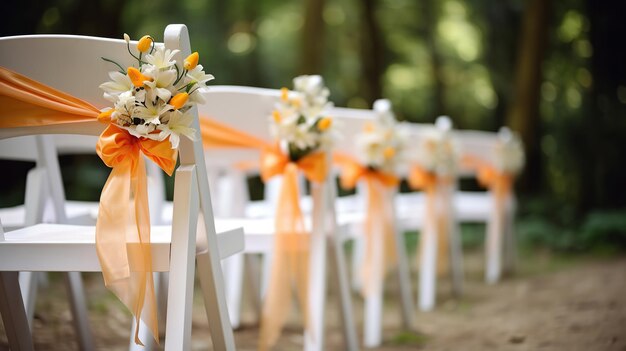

left=0, top=25, right=241, bottom=350
left=194, top=86, right=359, bottom=351
left=454, top=127, right=519, bottom=282
left=0, top=82, right=98, bottom=351
left=327, top=103, right=415, bottom=348
left=396, top=117, right=464, bottom=311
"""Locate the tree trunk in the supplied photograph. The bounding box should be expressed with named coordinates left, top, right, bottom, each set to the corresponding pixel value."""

left=505, top=0, right=551, bottom=194
left=359, top=0, right=384, bottom=105
left=583, top=0, right=626, bottom=210
left=423, top=0, right=445, bottom=118
left=300, top=0, right=326, bottom=75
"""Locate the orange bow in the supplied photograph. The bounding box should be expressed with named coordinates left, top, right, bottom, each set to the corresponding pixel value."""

left=258, top=146, right=327, bottom=351
left=408, top=164, right=452, bottom=276
left=96, top=124, right=177, bottom=345
left=335, top=153, right=399, bottom=297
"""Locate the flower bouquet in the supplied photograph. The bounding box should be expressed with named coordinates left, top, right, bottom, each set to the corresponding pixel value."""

left=269, top=75, right=335, bottom=160
left=494, top=128, right=525, bottom=175
left=355, top=99, right=407, bottom=174
left=413, top=121, right=457, bottom=176
left=99, top=33, right=214, bottom=148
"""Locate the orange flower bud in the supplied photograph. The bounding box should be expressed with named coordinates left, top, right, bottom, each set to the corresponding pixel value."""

left=184, top=52, right=199, bottom=70
left=137, top=35, right=152, bottom=53
left=318, top=117, right=332, bottom=131
left=98, top=109, right=114, bottom=123
left=170, top=92, right=189, bottom=109
left=272, top=110, right=282, bottom=123
left=280, top=87, right=289, bottom=102
left=383, top=146, right=396, bottom=160
left=127, top=67, right=150, bottom=87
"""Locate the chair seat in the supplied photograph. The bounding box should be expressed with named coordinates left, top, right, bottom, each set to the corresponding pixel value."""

left=395, top=191, right=492, bottom=229
left=1, top=223, right=244, bottom=272
left=0, top=200, right=101, bottom=231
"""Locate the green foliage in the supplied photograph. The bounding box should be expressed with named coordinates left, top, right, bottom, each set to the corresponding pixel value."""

left=517, top=196, right=626, bottom=252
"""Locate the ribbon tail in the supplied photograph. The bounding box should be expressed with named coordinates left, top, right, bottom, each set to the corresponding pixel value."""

left=361, top=177, right=387, bottom=297
left=260, top=163, right=309, bottom=351
left=436, top=183, right=451, bottom=277
left=419, top=186, right=438, bottom=273
left=131, top=157, right=159, bottom=345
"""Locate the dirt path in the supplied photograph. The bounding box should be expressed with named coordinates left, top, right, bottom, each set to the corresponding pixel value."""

left=1, top=253, right=625, bottom=350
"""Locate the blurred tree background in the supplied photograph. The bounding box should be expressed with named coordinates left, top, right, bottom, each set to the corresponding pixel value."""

left=1, top=0, right=625, bottom=251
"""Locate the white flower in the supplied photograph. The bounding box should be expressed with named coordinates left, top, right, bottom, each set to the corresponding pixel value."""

left=143, top=68, right=177, bottom=102
left=157, top=110, right=196, bottom=149
left=134, top=100, right=172, bottom=125
left=113, top=91, right=136, bottom=123
left=144, top=47, right=179, bottom=69
left=495, top=132, right=525, bottom=174
left=186, top=65, right=214, bottom=88
left=100, top=71, right=133, bottom=102
left=415, top=128, right=457, bottom=175
left=289, top=123, right=318, bottom=150
left=292, top=75, right=332, bottom=118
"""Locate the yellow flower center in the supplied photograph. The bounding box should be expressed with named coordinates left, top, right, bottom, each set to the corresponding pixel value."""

left=170, top=92, right=189, bottom=109
left=318, top=117, right=332, bottom=131
left=383, top=146, right=396, bottom=160
left=364, top=122, right=376, bottom=133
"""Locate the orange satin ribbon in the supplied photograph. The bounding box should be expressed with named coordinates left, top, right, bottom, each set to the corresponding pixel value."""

left=199, top=116, right=270, bottom=150
left=335, top=153, right=399, bottom=297
left=258, top=146, right=327, bottom=351
left=0, top=67, right=99, bottom=127
left=0, top=66, right=172, bottom=345
left=462, top=155, right=514, bottom=251
left=462, top=155, right=513, bottom=198
left=408, top=165, right=452, bottom=276
left=96, top=124, right=177, bottom=345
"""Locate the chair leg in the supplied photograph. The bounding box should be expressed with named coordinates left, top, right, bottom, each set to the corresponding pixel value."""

left=363, top=282, right=383, bottom=348
left=448, top=221, right=464, bottom=297
left=0, top=271, right=34, bottom=351
left=503, top=199, right=517, bottom=275
left=164, top=166, right=201, bottom=350
left=64, top=272, right=94, bottom=351
left=418, top=226, right=437, bottom=311
left=260, top=251, right=273, bottom=299
left=329, top=237, right=359, bottom=351
left=221, top=252, right=245, bottom=328
left=244, top=254, right=263, bottom=320
left=350, top=234, right=365, bottom=292
left=18, top=272, right=38, bottom=329
left=485, top=213, right=502, bottom=284
left=304, top=234, right=327, bottom=351
left=394, top=229, right=415, bottom=330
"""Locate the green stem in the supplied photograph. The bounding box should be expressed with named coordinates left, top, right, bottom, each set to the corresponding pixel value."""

left=101, top=57, right=125, bottom=74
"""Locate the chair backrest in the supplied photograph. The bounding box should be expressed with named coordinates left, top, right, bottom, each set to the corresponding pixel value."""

left=199, top=85, right=280, bottom=167
left=0, top=32, right=178, bottom=223
left=453, top=129, right=500, bottom=177
left=197, top=86, right=280, bottom=210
